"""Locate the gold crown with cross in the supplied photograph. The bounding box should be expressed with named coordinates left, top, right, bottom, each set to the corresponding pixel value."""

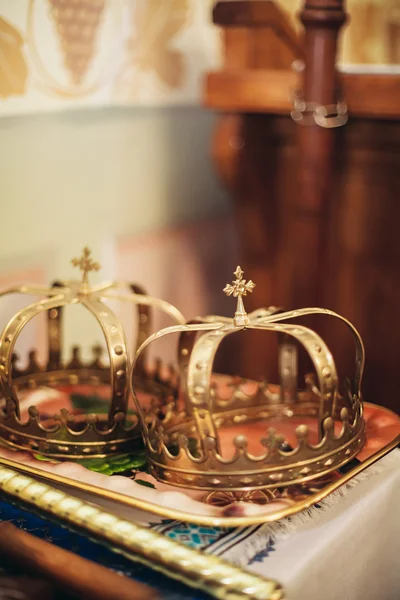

left=0, top=247, right=183, bottom=459
left=130, top=266, right=366, bottom=494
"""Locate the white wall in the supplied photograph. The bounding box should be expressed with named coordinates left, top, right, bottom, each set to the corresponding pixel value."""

left=0, top=106, right=231, bottom=356
left=0, top=106, right=229, bottom=279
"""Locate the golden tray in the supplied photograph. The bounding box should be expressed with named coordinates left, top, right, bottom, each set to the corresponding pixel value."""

left=0, top=401, right=398, bottom=528
left=0, top=398, right=398, bottom=600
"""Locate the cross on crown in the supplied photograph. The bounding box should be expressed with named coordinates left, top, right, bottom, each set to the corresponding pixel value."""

left=223, top=266, right=255, bottom=326
left=71, top=247, right=101, bottom=285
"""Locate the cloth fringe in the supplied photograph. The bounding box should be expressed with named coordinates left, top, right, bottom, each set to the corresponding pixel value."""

left=221, top=452, right=398, bottom=566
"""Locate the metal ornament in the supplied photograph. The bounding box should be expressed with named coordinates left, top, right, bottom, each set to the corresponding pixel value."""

left=0, top=248, right=184, bottom=458
left=131, top=266, right=366, bottom=492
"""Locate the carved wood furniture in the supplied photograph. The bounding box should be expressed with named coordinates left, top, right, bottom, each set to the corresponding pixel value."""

left=204, top=1, right=400, bottom=413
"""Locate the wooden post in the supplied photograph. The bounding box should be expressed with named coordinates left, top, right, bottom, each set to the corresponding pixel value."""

left=210, top=1, right=301, bottom=379
left=290, top=0, right=348, bottom=307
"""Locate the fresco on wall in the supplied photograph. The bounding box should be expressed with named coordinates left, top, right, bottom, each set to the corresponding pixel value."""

left=1, top=0, right=398, bottom=116
left=0, top=0, right=220, bottom=115
left=0, top=17, right=28, bottom=99
left=46, top=0, right=107, bottom=87
left=115, top=0, right=190, bottom=99
left=279, top=0, right=400, bottom=66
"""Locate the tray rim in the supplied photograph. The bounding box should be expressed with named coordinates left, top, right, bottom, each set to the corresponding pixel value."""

left=0, top=402, right=398, bottom=528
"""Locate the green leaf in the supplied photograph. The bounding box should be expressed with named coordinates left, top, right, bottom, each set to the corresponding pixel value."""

left=33, top=453, right=60, bottom=463
left=76, top=452, right=147, bottom=475
left=135, top=479, right=155, bottom=489
left=70, top=394, right=137, bottom=416
left=33, top=449, right=148, bottom=477
left=126, top=455, right=147, bottom=469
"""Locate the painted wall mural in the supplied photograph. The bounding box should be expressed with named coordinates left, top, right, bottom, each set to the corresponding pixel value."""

left=0, top=16, right=28, bottom=99
left=0, top=0, right=221, bottom=115
left=280, top=0, right=400, bottom=66
left=1, top=0, right=398, bottom=116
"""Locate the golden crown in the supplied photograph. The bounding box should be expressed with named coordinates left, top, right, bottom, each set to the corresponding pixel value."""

left=0, top=247, right=183, bottom=459
left=131, top=266, right=366, bottom=494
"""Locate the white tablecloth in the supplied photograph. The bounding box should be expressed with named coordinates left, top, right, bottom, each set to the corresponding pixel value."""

left=250, top=449, right=400, bottom=600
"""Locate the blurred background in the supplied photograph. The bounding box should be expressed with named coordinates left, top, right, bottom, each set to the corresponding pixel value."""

left=0, top=0, right=399, bottom=411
